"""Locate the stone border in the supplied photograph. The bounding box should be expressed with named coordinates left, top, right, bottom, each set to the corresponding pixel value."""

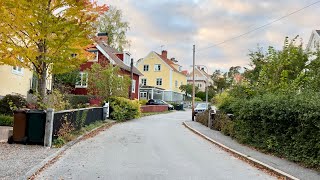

left=183, top=122, right=299, bottom=180
left=23, top=121, right=117, bottom=180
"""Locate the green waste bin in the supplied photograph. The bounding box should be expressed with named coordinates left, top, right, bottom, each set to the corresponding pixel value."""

left=174, top=104, right=184, bottom=111
left=26, top=110, right=46, bottom=144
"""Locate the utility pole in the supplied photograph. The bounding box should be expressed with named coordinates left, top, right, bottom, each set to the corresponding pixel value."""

left=192, top=45, right=195, bottom=121
left=129, top=58, right=133, bottom=100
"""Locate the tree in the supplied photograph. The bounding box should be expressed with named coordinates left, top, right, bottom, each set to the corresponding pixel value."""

left=211, top=70, right=228, bottom=93
left=179, top=84, right=199, bottom=100
left=0, top=0, right=108, bottom=103
left=96, top=6, right=130, bottom=51
left=87, top=64, right=130, bottom=100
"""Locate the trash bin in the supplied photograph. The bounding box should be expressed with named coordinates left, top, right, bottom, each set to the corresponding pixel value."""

left=174, top=104, right=184, bottom=111
left=26, top=110, right=46, bottom=144
left=8, top=110, right=28, bottom=144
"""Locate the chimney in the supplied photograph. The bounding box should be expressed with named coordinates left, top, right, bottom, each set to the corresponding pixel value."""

left=97, top=32, right=108, bottom=43
left=161, top=50, right=167, bottom=59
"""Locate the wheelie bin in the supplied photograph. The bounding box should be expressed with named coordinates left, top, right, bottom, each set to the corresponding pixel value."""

left=26, top=110, right=46, bottom=144
left=7, top=110, right=28, bottom=144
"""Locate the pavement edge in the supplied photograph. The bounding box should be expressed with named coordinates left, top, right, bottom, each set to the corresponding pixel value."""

left=183, top=121, right=299, bottom=180
left=22, top=121, right=117, bottom=180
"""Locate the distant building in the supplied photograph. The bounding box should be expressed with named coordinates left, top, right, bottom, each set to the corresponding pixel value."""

left=136, top=50, right=187, bottom=101
left=187, top=66, right=213, bottom=92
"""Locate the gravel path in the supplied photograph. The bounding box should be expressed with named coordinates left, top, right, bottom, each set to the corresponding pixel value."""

left=0, top=143, right=58, bottom=180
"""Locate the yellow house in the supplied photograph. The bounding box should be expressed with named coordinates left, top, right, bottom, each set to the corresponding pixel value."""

left=0, top=64, right=52, bottom=98
left=136, top=50, right=187, bottom=101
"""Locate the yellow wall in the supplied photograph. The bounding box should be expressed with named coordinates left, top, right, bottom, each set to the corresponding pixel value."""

left=137, top=52, right=187, bottom=93
left=0, top=65, right=33, bottom=97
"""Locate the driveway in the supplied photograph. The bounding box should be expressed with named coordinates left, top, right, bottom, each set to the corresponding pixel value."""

left=36, top=110, right=275, bottom=180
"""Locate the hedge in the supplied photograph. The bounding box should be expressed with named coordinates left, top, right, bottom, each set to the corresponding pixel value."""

left=0, top=94, right=27, bottom=115
left=217, top=92, right=320, bottom=169
left=0, top=115, right=14, bottom=126
left=109, top=97, right=141, bottom=121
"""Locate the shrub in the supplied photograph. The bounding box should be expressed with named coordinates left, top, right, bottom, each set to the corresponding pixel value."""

left=194, top=97, right=202, bottom=102
left=65, top=95, right=94, bottom=108
left=213, top=112, right=235, bottom=137
left=0, top=115, right=13, bottom=126
left=196, top=110, right=209, bottom=126
left=229, top=92, right=320, bottom=168
left=46, top=89, right=71, bottom=111
left=0, top=94, right=27, bottom=115
left=109, top=97, right=141, bottom=121
left=139, top=99, right=148, bottom=105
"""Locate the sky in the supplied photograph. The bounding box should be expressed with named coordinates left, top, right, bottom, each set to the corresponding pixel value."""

left=99, top=0, right=320, bottom=74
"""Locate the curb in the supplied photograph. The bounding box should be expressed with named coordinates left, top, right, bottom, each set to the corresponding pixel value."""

left=183, top=122, right=299, bottom=180
left=22, top=121, right=117, bottom=180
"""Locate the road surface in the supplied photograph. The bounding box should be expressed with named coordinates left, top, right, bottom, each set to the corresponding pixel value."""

left=37, top=110, right=275, bottom=180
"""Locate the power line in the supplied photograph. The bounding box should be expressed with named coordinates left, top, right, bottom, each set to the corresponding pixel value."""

left=198, top=0, right=320, bottom=52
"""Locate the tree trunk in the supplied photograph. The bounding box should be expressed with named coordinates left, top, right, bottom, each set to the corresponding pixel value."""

left=38, top=63, right=48, bottom=105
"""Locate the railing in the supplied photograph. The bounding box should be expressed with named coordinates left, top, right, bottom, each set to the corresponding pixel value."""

left=52, top=107, right=103, bottom=137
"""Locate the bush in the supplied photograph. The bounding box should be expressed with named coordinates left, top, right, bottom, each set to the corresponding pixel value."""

left=194, top=97, right=202, bottom=102
left=139, top=99, right=148, bottom=105
left=228, top=92, right=320, bottom=168
left=0, top=94, right=27, bottom=115
left=0, top=115, right=13, bottom=126
left=65, top=95, right=94, bottom=108
left=46, top=89, right=71, bottom=111
left=213, top=112, right=234, bottom=137
left=196, top=110, right=209, bottom=126
left=109, top=97, right=141, bottom=121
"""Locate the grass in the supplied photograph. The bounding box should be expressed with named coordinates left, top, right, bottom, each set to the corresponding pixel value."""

left=141, top=110, right=175, bottom=117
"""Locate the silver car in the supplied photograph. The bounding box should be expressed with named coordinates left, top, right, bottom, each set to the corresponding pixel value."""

left=194, top=103, right=210, bottom=115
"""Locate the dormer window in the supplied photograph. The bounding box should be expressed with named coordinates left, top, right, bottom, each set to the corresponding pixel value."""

left=124, top=52, right=131, bottom=66
left=88, top=51, right=98, bottom=62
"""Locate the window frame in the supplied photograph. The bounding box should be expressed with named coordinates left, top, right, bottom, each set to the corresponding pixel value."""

left=88, top=51, right=98, bottom=62
left=156, top=78, right=162, bottom=86
left=141, top=78, right=147, bottom=86
left=75, top=72, right=88, bottom=88
left=154, top=64, right=161, bottom=72
left=143, top=65, right=149, bottom=72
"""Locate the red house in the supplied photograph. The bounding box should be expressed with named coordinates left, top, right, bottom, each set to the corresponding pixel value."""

left=73, top=33, right=143, bottom=99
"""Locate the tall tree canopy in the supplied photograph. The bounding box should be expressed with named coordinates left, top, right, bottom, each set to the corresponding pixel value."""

left=96, top=5, right=130, bottom=51
left=0, top=0, right=108, bottom=102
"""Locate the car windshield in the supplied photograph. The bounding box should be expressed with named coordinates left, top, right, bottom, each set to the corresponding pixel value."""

left=196, top=103, right=207, bottom=109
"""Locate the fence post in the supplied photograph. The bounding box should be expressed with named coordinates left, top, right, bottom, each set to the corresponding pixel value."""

left=44, top=108, right=54, bottom=147
left=103, top=102, right=109, bottom=120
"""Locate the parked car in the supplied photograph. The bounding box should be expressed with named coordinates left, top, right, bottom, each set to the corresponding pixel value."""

left=194, top=103, right=211, bottom=116
left=146, top=99, right=174, bottom=110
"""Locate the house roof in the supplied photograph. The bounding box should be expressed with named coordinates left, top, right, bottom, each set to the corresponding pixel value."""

left=316, top=30, right=320, bottom=36
left=95, top=41, right=143, bottom=76
left=181, top=70, right=188, bottom=75
left=154, top=52, right=186, bottom=76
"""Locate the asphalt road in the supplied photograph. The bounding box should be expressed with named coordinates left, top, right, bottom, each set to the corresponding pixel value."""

left=36, top=110, right=275, bottom=180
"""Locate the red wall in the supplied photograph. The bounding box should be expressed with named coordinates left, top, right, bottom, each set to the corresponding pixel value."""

left=140, top=105, right=168, bottom=113
left=73, top=50, right=140, bottom=99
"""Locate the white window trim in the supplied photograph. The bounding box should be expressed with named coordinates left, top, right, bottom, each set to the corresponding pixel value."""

left=75, top=72, right=88, bottom=88
left=143, top=65, right=149, bottom=71
left=141, top=78, right=147, bottom=86
left=154, top=64, right=161, bottom=72
left=140, top=92, right=147, bottom=98
left=132, top=79, right=136, bottom=93
left=12, top=66, right=23, bottom=75
left=156, top=78, right=162, bottom=86
left=88, top=51, right=98, bottom=62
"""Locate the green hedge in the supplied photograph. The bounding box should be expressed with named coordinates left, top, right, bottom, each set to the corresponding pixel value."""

left=65, top=95, right=95, bottom=108
left=109, top=97, right=141, bottom=121
left=217, top=92, right=320, bottom=168
left=0, top=115, right=13, bottom=126
left=0, top=94, right=27, bottom=115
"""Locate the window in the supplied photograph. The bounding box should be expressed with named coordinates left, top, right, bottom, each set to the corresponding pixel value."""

left=75, top=72, right=88, bottom=88
left=181, top=82, right=183, bottom=86
left=88, top=51, right=98, bottom=62
left=12, top=56, right=23, bottom=75
left=175, top=80, right=178, bottom=87
left=140, top=92, right=147, bottom=98
left=154, top=64, right=161, bottom=71
left=179, top=66, right=182, bottom=72
left=124, top=52, right=131, bottom=66
left=143, top=65, right=149, bottom=71
left=132, top=79, right=136, bottom=93
left=156, top=78, right=162, bottom=86
left=141, top=78, right=147, bottom=86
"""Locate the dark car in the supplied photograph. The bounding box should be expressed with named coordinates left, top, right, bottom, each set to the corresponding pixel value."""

left=146, top=99, right=174, bottom=110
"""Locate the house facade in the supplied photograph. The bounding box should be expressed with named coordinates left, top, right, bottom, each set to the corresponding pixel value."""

left=0, top=64, right=52, bottom=98
left=306, top=30, right=320, bottom=52
left=72, top=33, right=143, bottom=99
left=187, top=66, right=213, bottom=92
left=136, top=50, right=187, bottom=101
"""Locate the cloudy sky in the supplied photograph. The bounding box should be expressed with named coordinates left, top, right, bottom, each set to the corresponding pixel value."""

left=99, top=0, right=320, bottom=74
